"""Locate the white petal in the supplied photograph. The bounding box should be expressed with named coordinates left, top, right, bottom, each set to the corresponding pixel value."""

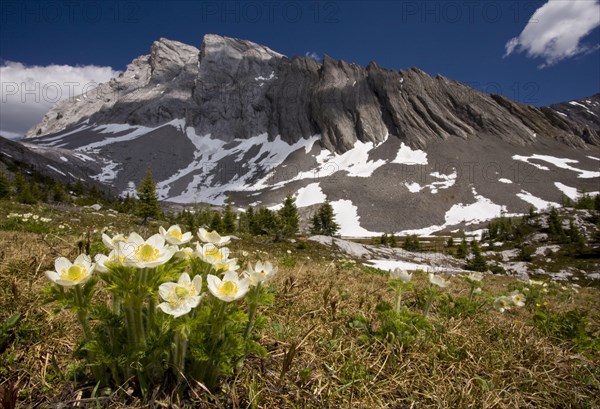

left=178, top=272, right=191, bottom=285
left=159, top=226, right=167, bottom=236
left=206, top=274, right=221, bottom=297
left=222, top=270, right=239, bottom=283
left=158, top=282, right=177, bottom=300
left=54, top=257, right=71, bottom=273
left=192, top=275, right=202, bottom=293
left=146, top=234, right=165, bottom=249
left=45, top=270, right=60, bottom=283
left=102, top=233, right=114, bottom=249
left=127, top=232, right=145, bottom=246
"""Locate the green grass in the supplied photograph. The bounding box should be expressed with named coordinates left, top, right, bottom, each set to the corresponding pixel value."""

left=0, top=200, right=599, bottom=408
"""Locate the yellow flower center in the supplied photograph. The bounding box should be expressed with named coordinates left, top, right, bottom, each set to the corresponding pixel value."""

left=61, top=264, right=86, bottom=282
left=169, top=230, right=183, bottom=240
left=135, top=244, right=160, bottom=262
left=175, top=286, right=191, bottom=298
left=219, top=280, right=238, bottom=297
left=204, top=246, right=224, bottom=261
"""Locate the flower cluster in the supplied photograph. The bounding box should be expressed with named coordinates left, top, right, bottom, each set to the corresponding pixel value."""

left=44, top=225, right=277, bottom=395
left=493, top=291, right=527, bottom=313
left=7, top=212, right=52, bottom=223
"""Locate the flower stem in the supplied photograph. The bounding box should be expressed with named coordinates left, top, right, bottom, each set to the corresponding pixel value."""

left=423, top=288, right=436, bottom=317
left=73, top=285, right=92, bottom=341
left=395, top=288, right=403, bottom=313
left=244, top=283, right=261, bottom=339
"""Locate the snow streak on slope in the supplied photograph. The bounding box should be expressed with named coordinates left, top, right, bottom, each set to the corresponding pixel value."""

left=512, top=154, right=600, bottom=178
left=516, top=190, right=560, bottom=210
left=330, top=199, right=381, bottom=237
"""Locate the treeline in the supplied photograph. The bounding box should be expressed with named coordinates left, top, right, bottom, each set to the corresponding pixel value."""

left=171, top=195, right=340, bottom=240
left=0, top=169, right=113, bottom=206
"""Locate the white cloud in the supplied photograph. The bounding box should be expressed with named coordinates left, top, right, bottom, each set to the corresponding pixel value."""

left=0, top=61, right=120, bottom=139
left=504, top=0, right=600, bottom=68
left=305, top=51, right=321, bottom=61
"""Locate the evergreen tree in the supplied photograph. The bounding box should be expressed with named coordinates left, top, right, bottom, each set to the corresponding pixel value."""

left=52, top=182, right=65, bottom=202
left=380, top=233, right=389, bottom=246
left=14, top=171, right=25, bottom=195
left=247, top=207, right=258, bottom=235
left=237, top=211, right=249, bottom=233
left=210, top=211, right=223, bottom=232
left=278, top=193, right=299, bottom=237
left=446, top=237, right=454, bottom=248
left=18, top=182, right=37, bottom=205
left=567, top=219, right=586, bottom=256
left=465, top=240, right=488, bottom=272
left=548, top=207, right=567, bottom=242
left=222, top=197, right=237, bottom=233
left=388, top=233, right=398, bottom=247
left=254, top=208, right=279, bottom=236
left=402, top=235, right=421, bottom=252
left=73, top=178, right=85, bottom=196
left=0, top=171, right=10, bottom=199
left=456, top=237, right=468, bottom=259
left=136, top=168, right=161, bottom=224
left=310, top=201, right=339, bottom=236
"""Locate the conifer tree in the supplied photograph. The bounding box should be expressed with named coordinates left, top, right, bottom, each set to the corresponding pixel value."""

left=456, top=237, right=468, bottom=259
left=465, top=240, right=488, bottom=272
left=247, top=207, right=258, bottom=235
left=278, top=193, right=299, bottom=237
left=136, top=168, right=160, bottom=224
left=0, top=171, right=10, bottom=199
left=310, top=201, right=339, bottom=236
left=210, top=211, right=223, bottom=232
left=222, top=197, right=237, bottom=233
left=237, top=211, right=249, bottom=233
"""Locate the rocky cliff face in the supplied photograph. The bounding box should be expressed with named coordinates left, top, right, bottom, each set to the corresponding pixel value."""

left=27, top=35, right=600, bottom=152
left=21, top=35, right=600, bottom=237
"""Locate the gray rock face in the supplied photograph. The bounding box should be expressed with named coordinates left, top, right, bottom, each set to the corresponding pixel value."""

left=26, top=34, right=599, bottom=153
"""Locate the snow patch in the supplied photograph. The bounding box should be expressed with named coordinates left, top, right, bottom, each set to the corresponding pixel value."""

left=392, top=143, right=428, bottom=165
left=59, top=156, right=68, bottom=162
left=367, top=259, right=433, bottom=272
left=516, top=190, right=559, bottom=211
left=498, top=178, right=513, bottom=184
left=405, top=182, right=423, bottom=193
left=330, top=199, right=380, bottom=237
left=295, top=183, right=327, bottom=207
left=46, top=165, right=66, bottom=176
left=513, top=154, right=600, bottom=178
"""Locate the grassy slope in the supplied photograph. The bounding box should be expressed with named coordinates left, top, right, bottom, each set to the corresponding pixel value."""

left=0, top=201, right=598, bottom=408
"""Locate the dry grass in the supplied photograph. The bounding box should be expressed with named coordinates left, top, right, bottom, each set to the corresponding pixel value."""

left=0, top=204, right=599, bottom=408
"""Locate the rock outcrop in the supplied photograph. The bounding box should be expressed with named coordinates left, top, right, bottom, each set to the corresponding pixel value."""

left=27, top=35, right=600, bottom=152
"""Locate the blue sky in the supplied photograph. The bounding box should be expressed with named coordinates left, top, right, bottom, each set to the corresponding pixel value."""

left=1, top=0, right=599, bottom=137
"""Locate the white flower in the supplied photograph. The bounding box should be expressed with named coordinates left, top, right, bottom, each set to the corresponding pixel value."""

left=159, top=225, right=193, bottom=245
left=245, top=261, right=278, bottom=285
left=510, top=291, right=526, bottom=307
left=158, top=273, right=203, bottom=318
left=465, top=272, right=484, bottom=282
left=390, top=268, right=412, bottom=283
left=528, top=279, right=547, bottom=287
left=428, top=273, right=449, bottom=288
left=102, top=233, right=127, bottom=250
left=94, top=249, right=126, bottom=273
left=32, top=215, right=39, bottom=221
left=45, top=254, right=94, bottom=287
left=493, top=296, right=512, bottom=313
left=286, top=250, right=292, bottom=254
left=197, top=227, right=230, bottom=246
left=196, top=243, right=234, bottom=270
left=473, top=288, right=482, bottom=295
left=174, top=246, right=195, bottom=260
left=207, top=270, right=250, bottom=302
left=120, top=233, right=177, bottom=268
left=40, top=217, right=52, bottom=223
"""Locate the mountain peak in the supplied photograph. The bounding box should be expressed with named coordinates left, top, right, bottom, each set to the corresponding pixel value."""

left=200, top=34, right=285, bottom=61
